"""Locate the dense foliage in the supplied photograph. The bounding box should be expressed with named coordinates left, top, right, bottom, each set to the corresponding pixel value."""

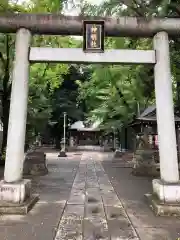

left=0, top=0, right=82, bottom=150
left=77, top=0, right=180, bottom=133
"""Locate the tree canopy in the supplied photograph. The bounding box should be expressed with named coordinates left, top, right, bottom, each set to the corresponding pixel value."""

left=77, top=0, right=180, bottom=133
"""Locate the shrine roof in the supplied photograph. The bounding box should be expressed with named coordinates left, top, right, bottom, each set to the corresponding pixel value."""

left=135, top=105, right=180, bottom=122
left=76, top=128, right=100, bottom=131
left=69, top=120, right=101, bottom=131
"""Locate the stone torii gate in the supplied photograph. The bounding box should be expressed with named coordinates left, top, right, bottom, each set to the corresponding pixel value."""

left=0, top=14, right=180, bottom=215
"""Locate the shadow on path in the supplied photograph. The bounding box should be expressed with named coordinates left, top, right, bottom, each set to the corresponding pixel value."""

left=0, top=149, right=81, bottom=240
left=102, top=152, right=180, bottom=240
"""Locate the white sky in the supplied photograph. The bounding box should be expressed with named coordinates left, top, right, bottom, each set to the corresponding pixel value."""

left=85, top=0, right=104, bottom=4
left=13, top=0, right=105, bottom=16
left=63, top=0, right=104, bottom=15
left=15, top=0, right=104, bottom=7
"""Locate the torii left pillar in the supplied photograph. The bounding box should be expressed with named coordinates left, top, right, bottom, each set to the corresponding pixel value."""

left=0, top=28, right=38, bottom=214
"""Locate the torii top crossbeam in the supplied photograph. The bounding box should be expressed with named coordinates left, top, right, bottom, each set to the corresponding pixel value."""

left=0, top=13, right=180, bottom=37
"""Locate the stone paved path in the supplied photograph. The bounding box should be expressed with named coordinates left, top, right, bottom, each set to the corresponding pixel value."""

left=0, top=149, right=179, bottom=240
left=54, top=152, right=139, bottom=240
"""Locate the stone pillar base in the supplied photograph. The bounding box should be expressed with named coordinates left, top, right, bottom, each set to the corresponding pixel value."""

left=58, top=150, right=67, bottom=157
left=145, top=179, right=180, bottom=216
left=0, top=179, right=39, bottom=214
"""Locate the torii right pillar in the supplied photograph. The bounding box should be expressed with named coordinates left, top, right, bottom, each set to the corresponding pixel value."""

left=145, top=31, right=180, bottom=216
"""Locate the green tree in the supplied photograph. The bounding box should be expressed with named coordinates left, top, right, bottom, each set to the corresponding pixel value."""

left=0, top=0, right=80, bottom=152
left=0, top=0, right=28, bottom=152
left=49, top=65, right=91, bottom=148
left=77, top=0, right=180, bottom=134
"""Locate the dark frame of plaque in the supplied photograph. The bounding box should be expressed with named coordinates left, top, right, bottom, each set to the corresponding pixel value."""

left=83, top=20, right=105, bottom=53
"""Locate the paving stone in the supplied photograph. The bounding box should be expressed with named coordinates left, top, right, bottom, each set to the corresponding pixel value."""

left=99, top=185, right=114, bottom=192
left=98, top=178, right=112, bottom=187
left=86, top=188, right=102, bottom=204
left=136, top=227, right=172, bottom=240
left=62, top=204, right=84, bottom=221
left=67, top=189, right=85, bottom=205
left=86, top=183, right=99, bottom=188
left=83, top=219, right=109, bottom=240
left=104, top=206, right=127, bottom=220
left=101, top=191, right=122, bottom=207
left=55, top=219, right=83, bottom=240
left=86, top=179, right=99, bottom=188
left=55, top=204, right=84, bottom=239
left=85, top=203, right=105, bottom=221
left=108, top=219, right=138, bottom=239
left=72, top=182, right=86, bottom=191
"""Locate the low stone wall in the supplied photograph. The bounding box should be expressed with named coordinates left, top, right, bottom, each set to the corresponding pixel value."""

left=132, top=148, right=180, bottom=177
left=113, top=150, right=134, bottom=161
left=23, top=149, right=48, bottom=176
left=132, top=149, right=160, bottom=177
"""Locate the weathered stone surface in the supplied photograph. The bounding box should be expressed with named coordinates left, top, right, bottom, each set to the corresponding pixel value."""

left=83, top=219, right=109, bottom=240
left=153, top=179, right=180, bottom=203
left=63, top=204, right=84, bottom=221
left=55, top=219, right=83, bottom=240
left=67, top=189, right=85, bottom=205
left=0, top=179, right=31, bottom=203
left=23, top=151, right=48, bottom=176
left=85, top=203, right=105, bottom=220
left=145, top=193, right=180, bottom=216
left=0, top=179, right=39, bottom=214
left=104, top=206, right=126, bottom=220
left=2, top=14, right=180, bottom=38
left=108, top=219, right=138, bottom=239
left=86, top=188, right=102, bottom=204
left=101, top=190, right=122, bottom=207
left=0, top=194, right=39, bottom=214
left=132, top=149, right=160, bottom=177
left=132, top=164, right=160, bottom=177
left=55, top=205, right=84, bottom=239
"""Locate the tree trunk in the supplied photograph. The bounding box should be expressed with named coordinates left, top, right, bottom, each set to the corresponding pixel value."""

left=177, top=80, right=180, bottom=111
left=117, top=129, right=121, bottom=149
left=124, top=127, right=128, bottom=150
left=1, top=35, right=10, bottom=154
left=55, top=137, right=61, bottom=149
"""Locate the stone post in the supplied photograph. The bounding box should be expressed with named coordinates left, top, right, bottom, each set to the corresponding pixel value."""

left=154, top=31, right=179, bottom=183
left=4, top=28, right=31, bottom=182
left=145, top=32, right=180, bottom=216
left=0, top=29, right=38, bottom=213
